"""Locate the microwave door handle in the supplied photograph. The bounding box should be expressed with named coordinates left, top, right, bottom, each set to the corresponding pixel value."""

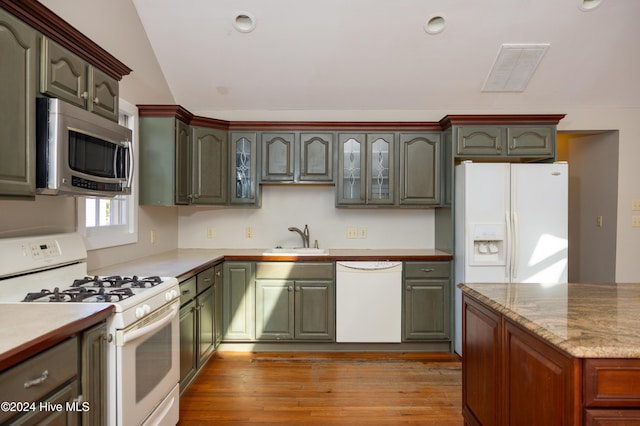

left=123, top=141, right=134, bottom=190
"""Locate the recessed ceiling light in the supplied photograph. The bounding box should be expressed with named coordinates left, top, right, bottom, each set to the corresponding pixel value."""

left=579, top=0, right=603, bottom=11
left=233, top=11, right=256, bottom=33
left=424, top=15, right=446, bottom=35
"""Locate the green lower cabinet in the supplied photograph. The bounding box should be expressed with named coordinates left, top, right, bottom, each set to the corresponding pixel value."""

left=222, top=262, right=255, bottom=341
left=255, top=279, right=335, bottom=341
left=179, top=299, right=197, bottom=391
left=255, top=280, right=294, bottom=340
left=403, top=261, right=452, bottom=341
left=295, top=281, right=334, bottom=340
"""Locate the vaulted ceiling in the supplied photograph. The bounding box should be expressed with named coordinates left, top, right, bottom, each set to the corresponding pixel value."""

left=132, top=0, right=639, bottom=115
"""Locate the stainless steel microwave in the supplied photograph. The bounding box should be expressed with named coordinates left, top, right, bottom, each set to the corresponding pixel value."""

left=36, top=98, right=133, bottom=197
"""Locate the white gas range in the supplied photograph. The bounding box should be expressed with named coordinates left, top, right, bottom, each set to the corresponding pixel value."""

left=0, top=233, right=180, bottom=426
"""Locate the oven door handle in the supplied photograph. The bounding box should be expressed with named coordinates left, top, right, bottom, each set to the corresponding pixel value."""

left=117, top=303, right=178, bottom=346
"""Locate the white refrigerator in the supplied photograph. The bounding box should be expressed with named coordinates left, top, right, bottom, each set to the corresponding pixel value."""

left=454, top=162, right=568, bottom=354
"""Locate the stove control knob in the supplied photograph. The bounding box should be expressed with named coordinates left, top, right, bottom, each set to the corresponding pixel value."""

left=135, top=304, right=152, bottom=319
left=165, top=289, right=178, bottom=302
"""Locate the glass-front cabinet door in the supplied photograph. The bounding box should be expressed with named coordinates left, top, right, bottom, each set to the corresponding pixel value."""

left=337, top=133, right=395, bottom=206
left=229, top=132, right=258, bottom=205
left=366, top=134, right=394, bottom=205
left=337, top=133, right=366, bottom=205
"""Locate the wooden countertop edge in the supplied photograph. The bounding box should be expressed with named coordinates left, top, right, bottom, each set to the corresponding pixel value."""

left=223, top=254, right=454, bottom=261
left=0, top=305, right=114, bottom=372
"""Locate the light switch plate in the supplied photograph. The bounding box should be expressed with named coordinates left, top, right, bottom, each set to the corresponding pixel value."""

left=633, top=200, right=640, bottom=211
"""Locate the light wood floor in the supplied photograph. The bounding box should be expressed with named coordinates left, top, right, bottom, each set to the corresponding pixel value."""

left=178, top=351, right=463, bottom=425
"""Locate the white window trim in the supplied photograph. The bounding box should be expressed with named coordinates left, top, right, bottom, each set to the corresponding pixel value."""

left=76, top=99, right=139, bottom=250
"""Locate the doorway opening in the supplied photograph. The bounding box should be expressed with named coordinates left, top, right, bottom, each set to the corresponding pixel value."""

left=557, top=131, right=618, bottom=283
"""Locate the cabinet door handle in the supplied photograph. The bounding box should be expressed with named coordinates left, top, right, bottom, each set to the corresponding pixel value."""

left=420, top=268, right=435, bottom=273
left=182, top=289, right=191, bottom=295
left=24, top=370, right=49, bottom=388
left=288, top=286, right=293, bottom=291
left=93, top=96, right=100, bottom=105
left=406, top=286, right=411, bottom=291
left=80, top=91, right=89, bottom=100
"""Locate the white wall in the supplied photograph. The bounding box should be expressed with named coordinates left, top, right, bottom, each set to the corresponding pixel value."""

left=558, top=109, right=640, bottom=282
left=179, top=185, right=434, bottom=249
left=7, top=3, right=640, bottom=280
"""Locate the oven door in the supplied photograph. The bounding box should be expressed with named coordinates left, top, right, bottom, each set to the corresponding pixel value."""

left=114, top=299, right=180, bottom=426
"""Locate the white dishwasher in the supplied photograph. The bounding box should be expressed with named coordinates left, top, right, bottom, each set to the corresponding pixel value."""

left=335, top=261, right=403, bottom=343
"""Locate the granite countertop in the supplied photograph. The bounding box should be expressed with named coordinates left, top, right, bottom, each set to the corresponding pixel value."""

left=90, top=248, right=452, bottom=280
left=0, top=304, right=113, bottom=371
left=459, top=282, right=640, bottom=358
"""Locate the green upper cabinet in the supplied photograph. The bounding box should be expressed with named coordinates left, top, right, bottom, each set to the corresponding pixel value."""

left=139, top=110, right=230, bottom=206
left=336, top=133, right=365, bottom=204
left=261, top=132, right=295, bottom=182
left=506, top=126, right=555, bottom=156
left=175, top=119, right=191, bottom=204
left=139, top=115, right=187, bottom=205
left=455, top=125, right=556, bottom=159
left=399, top=133, right=441, bottom=206
left=191, top=126, right=227, bottom=205
left=367, top=133, right=395, bottom=205
left=229, top=132, right=259, bottom=205
left=0, top=8, right=37, bottom=199
left=40, top=36, right=119, bottom=122
left=300, top=132, right=333, bottom=182
left=260, top=131, right=334, bottom=183
left=337, top=133, right=395, bottom=206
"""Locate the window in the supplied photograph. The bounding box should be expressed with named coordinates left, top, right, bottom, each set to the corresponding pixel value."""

left=77, top=99, right=138, bottom=250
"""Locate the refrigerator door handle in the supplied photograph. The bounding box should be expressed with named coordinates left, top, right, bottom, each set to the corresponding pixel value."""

left=505, top=210, right=512, bottom=282
left=512, top=211, right=519, bottom=280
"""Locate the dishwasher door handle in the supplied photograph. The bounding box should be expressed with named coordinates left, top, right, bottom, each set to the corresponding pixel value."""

left=336, top=261, right=402, bottom=271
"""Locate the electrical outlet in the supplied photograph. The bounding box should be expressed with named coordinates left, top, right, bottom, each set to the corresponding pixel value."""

left=207, top=227, right=215, bottom=239
left=633, top=216, right=640, bottom=228
left=150, top=230, right=156, bottom=244
left=633, top=200, right=640, bottom=211
left=359, top=227, right=367, bottom=239
left=346, top=227, right=358, bottom=239
left=245, top=226, right=253, bottom=239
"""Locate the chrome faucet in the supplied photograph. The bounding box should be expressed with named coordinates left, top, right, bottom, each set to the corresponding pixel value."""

left=288, top=224, right=310, bottom=248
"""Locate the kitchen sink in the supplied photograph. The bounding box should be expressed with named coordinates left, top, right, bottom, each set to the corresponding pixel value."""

left=262, top=248, right=329, bottom=256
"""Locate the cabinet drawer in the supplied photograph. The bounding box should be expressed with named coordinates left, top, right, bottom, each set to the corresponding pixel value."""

left=404, top=262, right=450, bottom=278
left=584, top=408, right=640, bottom=425
left=197, top=267, right=214, bottom=294
left=0, top=337, right=78, bottom=423
left=256, top=262, right=334, bottom=280
left=584, top=359, right=640, bottom=407
left=180, top=276, right=197, bottom=305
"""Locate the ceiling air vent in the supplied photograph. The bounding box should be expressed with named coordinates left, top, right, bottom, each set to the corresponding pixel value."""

left=482, top=44, right=549, bottom=92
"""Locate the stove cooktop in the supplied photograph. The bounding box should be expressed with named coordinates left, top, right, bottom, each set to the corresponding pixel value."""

left=21, top=275, right=167, bottom=303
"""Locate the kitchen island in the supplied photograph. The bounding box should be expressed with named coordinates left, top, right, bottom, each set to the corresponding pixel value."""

left=460, top=282, right=640, bottom=426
